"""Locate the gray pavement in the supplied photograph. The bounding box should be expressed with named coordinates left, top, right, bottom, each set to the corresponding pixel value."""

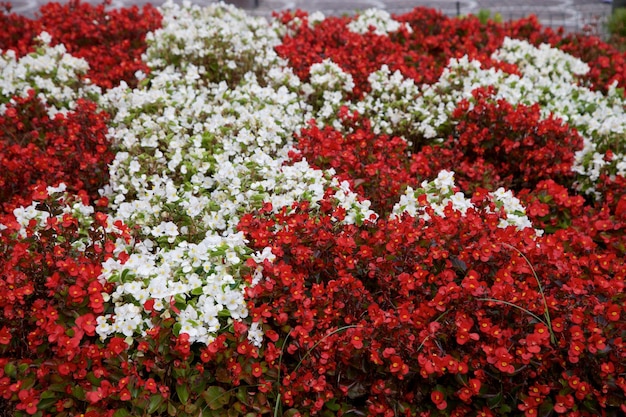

left=3, top=0, right=614, bottom=34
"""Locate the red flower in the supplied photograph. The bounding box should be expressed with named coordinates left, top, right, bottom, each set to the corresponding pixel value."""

left=0, top=326, right=11, bottom=345
left=145, top=378, right=158, bottom=394
left=491, top=347, right=516, bottom=374
left=106, top=337, right=128, bottom=357
left=251, top=362, right=263, bottom=378
left=85, top=387, right=106, bottom=404
left=430, top=389, right=447, bottom=411
left=119, top=388, right=131, bottom=401
left=16, top=389, right=38, bottom=415
left=553, top=394, right=574, bottom=413
left=350, top=333, right=364, bottom=349
left=606, top=303, right=621, bottom=322
left=174, top=333, right=191, bottom=359
left=388, top=355, right=409, bottom=377
left=57, top=362, right=75, bottom=376
left=236, top=340, right=249, bottom=356
left=75, top=313, right=96, bottom=336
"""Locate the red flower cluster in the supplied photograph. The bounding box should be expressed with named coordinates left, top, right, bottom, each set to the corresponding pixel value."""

left=0, top=187, right=133, bottom=417
left=251, top=9, right=626, bottom=415
left=240, top=191, right=625, bottom=415
left=291, top=107, right=420, bottom=216
left=412, top=86, right=583, bottom=193
left=0, top=91, right=113, bottom=213
left=0, top=0, right=162, bottom=89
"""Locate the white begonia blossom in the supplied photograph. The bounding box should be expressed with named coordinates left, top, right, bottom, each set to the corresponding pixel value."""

left=308, top=11, right=326, bottom=28
left=347, top=9, right=412, bottom=36
left=433, top=170, right=456, bottom=192
left=46, top=183, right=67, bottom=194
left=13, top=204, right=51, bottom=238
left=309, top=59, right=355, bottom=93
left=37, top=31, right=53, bottom=45
left=248, top=321, right=264, bottom=347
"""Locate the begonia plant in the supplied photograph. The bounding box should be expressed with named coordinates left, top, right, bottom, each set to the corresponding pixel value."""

left=0, top=1, right=625, bottom=416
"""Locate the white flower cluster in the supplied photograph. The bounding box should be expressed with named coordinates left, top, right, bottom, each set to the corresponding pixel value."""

left=353, top=64, right=424, bottom=137
left=96, top=232, right=250, bottom=344
left=330, top=178, right=378, bottom=224
left=269, top=9, right=327, bottom=41
left=96, top=1, right=377, bottom=346
left=489, top=187, right=537, bottom=232
left=0, top=31, right=101, bottom=117
left=391, top=170, right=536, bottom=232
left=308, top=59, right=355, bottom=95
left=494, top=37, right=590, bottom=85
left=305, top=59, right=355, bottom=124
left=347, top=9, right=412, bottom=36
left=143, top=0, right=283, bottom=87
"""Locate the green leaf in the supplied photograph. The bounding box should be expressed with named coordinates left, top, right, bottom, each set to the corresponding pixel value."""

left=227, top=406, right=240, bottom=417
left=487, top=391, right=503, bottom=408
left=325, top=398, right=340, bottom=411
left=37, top=398, right=57, bottom=410
left=120, top=269, right=131, bottom=282
left=86, top=373, right=101, bottom=386
left=202, top=386, right=230, bottom=410
left=184, top=403, right=198, bottom=414
left=21, top=376, right=36, bottom=390
left=147, top=394, right=165, bottom=415
left=113, top=409, right=131, bottom=417
left=218, top=309, right=231, bottom=317
left=235, top=386, right=248, bottom=403
left=4, top=362, right=16, bottom=378
left=176, top=384, right=189, bottom=404
left=39, top=391, right=56, bottom=400
left=71, top=385, right=85, bottom=400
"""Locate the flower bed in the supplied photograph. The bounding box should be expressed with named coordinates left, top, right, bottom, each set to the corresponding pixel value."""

left=0, top=1, right=625, bottom=416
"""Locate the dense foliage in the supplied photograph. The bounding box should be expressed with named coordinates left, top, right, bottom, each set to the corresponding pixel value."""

left=0, top=1, right=625, bottom=416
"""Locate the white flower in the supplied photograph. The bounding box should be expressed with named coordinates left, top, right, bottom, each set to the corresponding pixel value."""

left=449, top=192, right=474, bottom=214
left=36, top=31, right=53, bottom=45
left=347, top=9, right=409, bottom=36
left=433, top=170, right=456, bottom=192
left=47, top=183, right=67, bottom=194
left=248, top=321, right=264, bottom=347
